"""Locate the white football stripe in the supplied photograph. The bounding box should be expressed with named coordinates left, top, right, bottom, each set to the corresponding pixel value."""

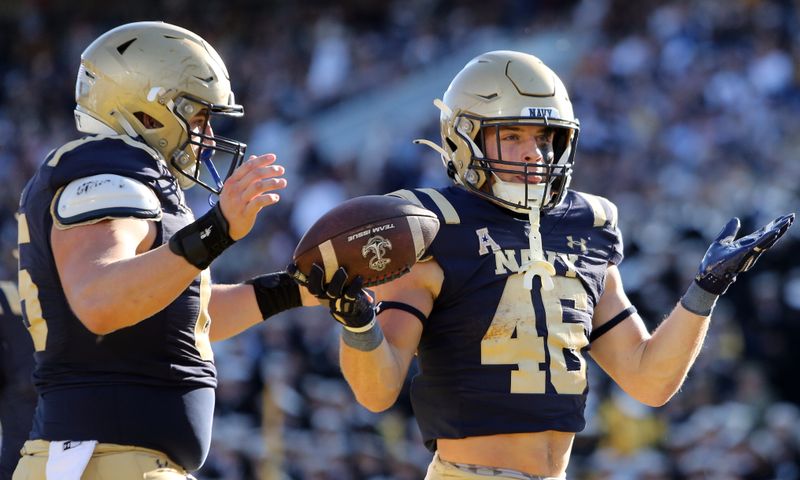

left=319, top=240, right=339, bottom=283
left=407, top=216, right=425, bottom=260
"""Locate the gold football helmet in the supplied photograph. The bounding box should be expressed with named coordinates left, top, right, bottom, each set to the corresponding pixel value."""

left=419, top=50, right=580, bottom=212
left=74, top=21, right=246, bottom=193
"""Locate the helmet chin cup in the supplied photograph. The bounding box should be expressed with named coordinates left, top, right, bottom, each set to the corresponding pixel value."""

left=491, top=178, right=546, bottom=213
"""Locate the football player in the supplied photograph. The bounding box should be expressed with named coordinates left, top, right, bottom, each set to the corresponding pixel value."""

left=0, top=277, right=36, bottom=480
left=297, top=51, right=794, bottom=479
left=14, top=22, right=313, bottom=479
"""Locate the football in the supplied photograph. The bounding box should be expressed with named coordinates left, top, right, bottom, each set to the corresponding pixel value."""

left=293, top=195, right=440, bottom=287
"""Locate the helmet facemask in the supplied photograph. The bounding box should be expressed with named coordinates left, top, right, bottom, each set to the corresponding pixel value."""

left=168, top=94, right=247, bottom=194
left=451, top=112, right=578, bottom=213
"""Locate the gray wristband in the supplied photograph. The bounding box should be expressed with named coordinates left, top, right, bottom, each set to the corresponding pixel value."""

left=341, top=317, right=384, bottom=352
left=680, top=282, right=719, bottom=316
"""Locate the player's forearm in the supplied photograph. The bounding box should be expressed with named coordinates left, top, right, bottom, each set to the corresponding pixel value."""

left=211, top=271, right=307, bottom=341
left=630, top=214, right=794, bottom=405
left=208, top=283, right=264, bottom=341
left=630, top=304, right=710, bottom=405
left=339, top=340, right=405, bottom=412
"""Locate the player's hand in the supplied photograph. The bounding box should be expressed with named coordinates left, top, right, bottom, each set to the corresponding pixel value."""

left=292, top=263, right=376, bottom=330
left=695, top=214, right=794, bottom=295
left=219, top=154, right=287, bottom=241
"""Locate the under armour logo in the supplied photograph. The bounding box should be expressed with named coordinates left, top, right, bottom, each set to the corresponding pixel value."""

left=362, top=235, right=392, bottom=271
left=566, top=236, right=587, bottom=253
left=200, top=226, right=212, bottom=239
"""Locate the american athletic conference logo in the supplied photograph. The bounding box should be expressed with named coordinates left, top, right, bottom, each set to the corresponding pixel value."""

left=362, top=235, right=392, bottom=271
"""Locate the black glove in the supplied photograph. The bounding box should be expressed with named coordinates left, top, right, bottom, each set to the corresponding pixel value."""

left=695, top=214, right=794, bottom=295
left=291, top=264, right=376, bottom=330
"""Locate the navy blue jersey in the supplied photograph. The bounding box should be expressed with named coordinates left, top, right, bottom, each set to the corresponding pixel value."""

left=390, top=186, right=623, bottom=451
left=16, top=135, right=216, bottom=469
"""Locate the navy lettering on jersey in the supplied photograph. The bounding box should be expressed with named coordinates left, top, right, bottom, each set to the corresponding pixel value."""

left=395, top=186, right=623, bottom=451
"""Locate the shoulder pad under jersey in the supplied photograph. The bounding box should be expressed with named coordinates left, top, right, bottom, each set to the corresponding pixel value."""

left=573, top=191, right=619, bottom=229
left=52, top=174, right=162, bottom=229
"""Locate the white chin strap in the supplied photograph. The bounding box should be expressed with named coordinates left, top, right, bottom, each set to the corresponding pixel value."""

left=491, top=178, right=555, bottom=291
left=522, top=206, right=555, bottom=291
left=491, top=178, right=543, bottom=212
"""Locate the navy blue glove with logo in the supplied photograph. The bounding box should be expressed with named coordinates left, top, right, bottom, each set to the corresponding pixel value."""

left=695, top=214, right=794, bottom=295
left=290, top=264, right=376, bottom=331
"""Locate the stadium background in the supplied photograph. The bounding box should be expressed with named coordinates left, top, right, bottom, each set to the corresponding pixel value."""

left=0, top=0, right=799, bottom=478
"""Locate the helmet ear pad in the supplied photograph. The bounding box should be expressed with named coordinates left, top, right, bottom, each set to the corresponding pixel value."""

left=440, top=113, right=490, bottom=190
left=129, top=110, right=178, bottom=155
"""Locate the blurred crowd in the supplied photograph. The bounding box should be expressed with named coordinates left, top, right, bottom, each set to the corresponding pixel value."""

left=1, top=0, right=799, bottom=479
